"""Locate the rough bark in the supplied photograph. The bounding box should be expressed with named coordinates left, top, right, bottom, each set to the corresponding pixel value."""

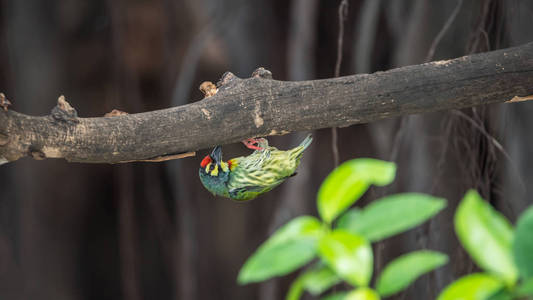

left=1, top=42, right=533, bottom=164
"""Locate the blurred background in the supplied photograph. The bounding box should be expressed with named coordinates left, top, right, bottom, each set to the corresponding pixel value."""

left=0, top=0, right=532, bottom=299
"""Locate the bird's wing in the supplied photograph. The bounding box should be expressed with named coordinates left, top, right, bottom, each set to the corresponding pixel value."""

left=227, top=145, right=304, bottom=197
left=238, top=148, right=271, bottom=170
left=228, top=165, right=282, bottom=189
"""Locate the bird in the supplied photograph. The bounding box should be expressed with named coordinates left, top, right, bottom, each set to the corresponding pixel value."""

left=198, top=135, right=313, bottom=201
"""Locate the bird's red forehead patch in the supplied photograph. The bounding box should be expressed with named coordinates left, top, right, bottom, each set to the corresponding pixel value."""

left=200, top=155, right=212, bottom=168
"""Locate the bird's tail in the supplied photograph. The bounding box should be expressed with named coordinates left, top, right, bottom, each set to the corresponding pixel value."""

left=289, top=134, right=313, bottom=161
left=298, top=134, right=313, bottom=150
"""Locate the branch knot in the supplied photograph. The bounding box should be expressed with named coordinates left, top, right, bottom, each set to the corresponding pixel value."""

left=251, top=67, right=272, bottom=79
left=199, top=81, right=218, bottom=98
left=217, top=72, right=239, bottom=88
left=51, top=95, right=79, bottom=124
left=104, top=109, right=128, bottom=117
left=29, top=146, right=46, bottom=160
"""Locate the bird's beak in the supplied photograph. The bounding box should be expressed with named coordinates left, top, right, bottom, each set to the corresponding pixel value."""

left=210, top=146, right=222, bottom=163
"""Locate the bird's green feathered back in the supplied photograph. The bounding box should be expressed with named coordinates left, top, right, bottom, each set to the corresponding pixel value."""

left=227, top=134, right=312, bottom=201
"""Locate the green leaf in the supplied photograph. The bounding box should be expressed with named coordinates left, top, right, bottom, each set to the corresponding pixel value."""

left=337, top=194, right=446, bottom=241
left=317, top=159, right=396, bottom=224
left=337, top=208, right=362, bottom=229
left=286, top=277, right=304, bottom=300
left=345, top=288, right=381, bottom=300
left=486, top=288, right=513, bottom=300
left=437, top=273, right=504, bottom=300
left=300, top=264, right=341, bottom=295
left=321, top=292, right=348, bottom=300
left=515, top=277, right=533, bottom=297
left=454, top=190, right=517, bottom=284
left=286, top=264, right=341, bottom=300
left=262, top=216, right=324, bottom=247
left=318, top=230, right=373, bottom=287
left=238, top=216, right=323, bottom=284
left=376, top=250, right=448, bottom=297
left=239, top=239, right=316, bottom=284
left=513, top=206, right=533, bottom=280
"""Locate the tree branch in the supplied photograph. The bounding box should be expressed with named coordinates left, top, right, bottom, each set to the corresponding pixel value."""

left=1, top=43, right=533, bottom=164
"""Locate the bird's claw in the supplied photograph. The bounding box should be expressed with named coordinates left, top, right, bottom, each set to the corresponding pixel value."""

left=242, top=138, right=268, bottom=151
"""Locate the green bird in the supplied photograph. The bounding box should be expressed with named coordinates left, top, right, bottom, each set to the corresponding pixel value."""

left=199, top=135, right=313, bottom=201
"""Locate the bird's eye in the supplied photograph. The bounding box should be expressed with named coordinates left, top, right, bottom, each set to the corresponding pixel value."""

left=210, top=164, right=219, bottom=176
